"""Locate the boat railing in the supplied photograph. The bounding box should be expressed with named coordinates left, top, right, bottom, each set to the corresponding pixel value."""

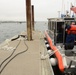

left=46, top=30, right=54, bottom=39
left=56, top=45, right=76, bottom=66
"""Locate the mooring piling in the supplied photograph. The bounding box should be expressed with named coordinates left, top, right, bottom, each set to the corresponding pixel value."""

left=31, top=5, right=34, bottom=31
left=26, top=0, right=32, bottom=41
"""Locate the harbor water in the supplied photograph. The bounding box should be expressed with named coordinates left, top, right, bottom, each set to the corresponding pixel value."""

left=0, top=21, right=48, bottom=43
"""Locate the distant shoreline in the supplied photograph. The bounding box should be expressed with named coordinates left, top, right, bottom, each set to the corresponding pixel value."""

left=0, top=21, right=26, bottom=23
left=0, top=21, right=47, bottom=23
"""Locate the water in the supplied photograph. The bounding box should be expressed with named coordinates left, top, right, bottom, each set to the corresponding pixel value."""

left=0, top=21, right=48, bottom=43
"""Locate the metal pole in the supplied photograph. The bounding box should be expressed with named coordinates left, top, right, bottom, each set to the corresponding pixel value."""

left=26, top=0, right=32, bottom=41
left=58, top=11, right=60, bottom=18
left=32, top=5, right=34, bottom=31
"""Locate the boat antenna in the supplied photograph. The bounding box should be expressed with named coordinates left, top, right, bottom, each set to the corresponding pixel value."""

left=74, top=0, right=76, bottom=6
left=61, top=0, right=65, bottom=18
left=58, top=11, right=60, bottom=18
left=64, top=3, right=65, bottom=16
left=61, top=0, right=64, bottom=14
left=70, top=3, right=72, bottom=17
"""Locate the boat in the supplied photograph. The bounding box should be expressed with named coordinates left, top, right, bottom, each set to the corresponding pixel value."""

left=44, top=5, right=76, bottom=75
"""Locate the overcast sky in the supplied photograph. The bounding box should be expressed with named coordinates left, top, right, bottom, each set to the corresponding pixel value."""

left=0, top=0, right=75, bottom=21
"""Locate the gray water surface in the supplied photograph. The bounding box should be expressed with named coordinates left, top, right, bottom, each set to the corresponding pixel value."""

left=0, top=21, right=48, bottom=43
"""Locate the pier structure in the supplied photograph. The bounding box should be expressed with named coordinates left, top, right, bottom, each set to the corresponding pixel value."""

left=0, top=0, right=54, bottom=74
left=0, top=31, right=53, bottom=75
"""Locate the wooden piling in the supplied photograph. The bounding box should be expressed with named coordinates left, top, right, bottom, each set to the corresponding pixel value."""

left=26, top=0, right=32, bottom=41
left=32, top=5, right=34, bottom=31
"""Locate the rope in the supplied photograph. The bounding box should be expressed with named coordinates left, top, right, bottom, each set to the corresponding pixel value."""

left=0, top=40, right=21, bottom=68
left=0, top=38, right=28, bottom=74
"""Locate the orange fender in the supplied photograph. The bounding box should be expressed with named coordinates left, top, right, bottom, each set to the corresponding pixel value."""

left=45, top=31, right=64, bottom=72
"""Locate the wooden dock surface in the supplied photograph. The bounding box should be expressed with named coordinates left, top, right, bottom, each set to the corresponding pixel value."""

left=0, top=31, right=53, bottom=75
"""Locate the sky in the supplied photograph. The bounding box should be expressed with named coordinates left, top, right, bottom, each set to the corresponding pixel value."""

left=0, top=0, right=75, bottom=21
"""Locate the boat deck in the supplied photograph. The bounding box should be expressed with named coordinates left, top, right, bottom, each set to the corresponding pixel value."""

left=0, top=31, right=53, bottom=75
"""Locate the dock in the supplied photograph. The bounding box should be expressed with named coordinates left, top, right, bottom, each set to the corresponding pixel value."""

left=0, top=31, right=53, bottom=75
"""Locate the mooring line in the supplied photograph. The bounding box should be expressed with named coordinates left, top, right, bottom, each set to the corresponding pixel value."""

left=0, top=37, right=28, bottom=74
